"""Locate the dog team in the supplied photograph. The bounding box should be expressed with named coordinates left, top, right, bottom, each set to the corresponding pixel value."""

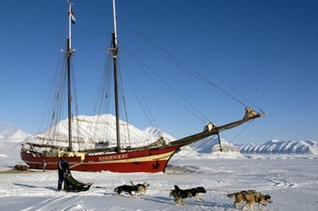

left=114, top=181, right=273, bottom=210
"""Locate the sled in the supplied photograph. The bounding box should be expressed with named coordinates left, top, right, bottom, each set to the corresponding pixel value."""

left=63, top=174, right=93, bottom=192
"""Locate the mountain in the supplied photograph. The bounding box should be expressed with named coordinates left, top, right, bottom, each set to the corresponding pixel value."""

left=25, top=114, right=166, bottom=150
left=191, top=136, right=240, bottom=153
left=236, top=139, right=318, bottom=155
left=0, top=129, right=29, bottom=168
left=1, top=115, right=318, bottom=169
left=143, top=127, right=176, bottom=142
left=0, top=129, right=29, bottom=141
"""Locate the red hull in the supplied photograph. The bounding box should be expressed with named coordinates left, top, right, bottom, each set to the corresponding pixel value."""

left=21, top=145, right=181, bottom=173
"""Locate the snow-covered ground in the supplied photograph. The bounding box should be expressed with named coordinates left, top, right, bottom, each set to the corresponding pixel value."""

left=1, top=129, right=318, bottom=210
left=1, top=156, right=318, bottom=211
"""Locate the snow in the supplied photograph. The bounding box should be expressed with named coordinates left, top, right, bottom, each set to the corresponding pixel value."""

left=23, top=115, right=169, bottom=151
left=237, top=139, right=318, bottom=154
left=19, top=114, right=318, bottom=155
left=1, top=129, right=318, bottom=210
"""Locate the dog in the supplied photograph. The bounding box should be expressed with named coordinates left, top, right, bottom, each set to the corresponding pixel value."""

left=131, top=181, right=150, bottom=196
left=114, top=181, right=150, bottom=197
left=169, top=185, right=206, bottom=205
left=227, top=190, right=273, bottom=211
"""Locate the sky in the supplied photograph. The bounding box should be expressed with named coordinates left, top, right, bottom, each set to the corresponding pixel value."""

left=0, top=0, right=317, bottom=144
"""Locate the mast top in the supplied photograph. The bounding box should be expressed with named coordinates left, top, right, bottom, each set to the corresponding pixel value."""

left=67, top=0, right=76, bottom=51
left=112, top=0, right=118, bottom=48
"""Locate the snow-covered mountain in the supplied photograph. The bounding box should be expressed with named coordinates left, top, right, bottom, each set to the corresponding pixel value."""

left=236, top=139, right=318, bottom=155
left=1, top=114, right=317, bottom=164
left=143, top=127, right=176, bottom=142
left=0, top=129, right=29, bottom=140
left=191, top=136, right=240, bottom=153
left=0, top=129, right=29, bottom=167
left=24, top=114, right=168, bottom=150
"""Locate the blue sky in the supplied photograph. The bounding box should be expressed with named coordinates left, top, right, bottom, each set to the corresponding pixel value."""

left=0, top=0, right=317, bottom=144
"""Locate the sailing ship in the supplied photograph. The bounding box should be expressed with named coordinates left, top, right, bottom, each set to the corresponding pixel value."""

left=20, top=1, right=266, bottom=173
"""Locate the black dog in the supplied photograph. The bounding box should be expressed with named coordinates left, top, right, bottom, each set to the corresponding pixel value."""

left=169, top=185, right=207, bottom=205
left=114, top=181, right=150, bottom=197
left=114, top=184, right=137, bottom=196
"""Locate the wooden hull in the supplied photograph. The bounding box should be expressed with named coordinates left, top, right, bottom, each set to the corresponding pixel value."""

left=20, top=145, right=181, bottom=173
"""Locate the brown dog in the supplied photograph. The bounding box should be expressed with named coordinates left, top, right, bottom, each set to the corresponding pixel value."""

left=227, top=190, right=272, bottom=211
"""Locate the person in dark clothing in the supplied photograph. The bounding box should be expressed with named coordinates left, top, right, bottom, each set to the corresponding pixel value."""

left=57, top=154, right=70, bottom=191
left=42, top=160, right=47, bottom=172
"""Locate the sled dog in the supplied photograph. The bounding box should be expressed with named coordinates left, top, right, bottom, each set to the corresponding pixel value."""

left=227, top=190, right=273, bottom=211
left=169, top=185, right=206, bottom=205
left=130, top=181, right=150, bottom=196
left=114, top=181, right=149, bottom=197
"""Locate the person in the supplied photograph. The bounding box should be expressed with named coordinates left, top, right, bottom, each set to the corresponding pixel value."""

left=57, top=154, right=70, bottom=191
left=42, top=160, right=47, bottom=172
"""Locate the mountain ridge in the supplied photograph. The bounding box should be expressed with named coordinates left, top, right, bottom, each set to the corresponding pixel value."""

left=1, top=114, right=317, bottom=155
left=236, top=139, right=318, bottom=154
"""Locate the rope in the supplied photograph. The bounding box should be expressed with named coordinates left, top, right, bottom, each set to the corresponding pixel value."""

left=228, top=119, right=255, bottom=145
left=169, top=135, right=216, bottom=165
left=92, top=185, right=237, bottom=194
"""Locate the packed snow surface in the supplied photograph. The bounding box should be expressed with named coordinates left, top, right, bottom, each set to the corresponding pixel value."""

left=1, top=157, right=318, bottom=210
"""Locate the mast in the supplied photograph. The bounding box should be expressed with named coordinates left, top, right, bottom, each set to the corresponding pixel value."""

left=112, top=0, right=121, bottom=152
left=66, top=1, right=75, bottom=151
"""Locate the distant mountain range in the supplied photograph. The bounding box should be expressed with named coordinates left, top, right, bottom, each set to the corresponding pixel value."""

left=144, top=126, right=318, bottom=155
left=235, top=139, right=318, bottom=155
left=1, top=115, right=317, bottom=155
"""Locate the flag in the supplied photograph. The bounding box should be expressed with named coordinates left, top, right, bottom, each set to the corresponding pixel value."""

left=69, top=9, right=76, bottom=24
